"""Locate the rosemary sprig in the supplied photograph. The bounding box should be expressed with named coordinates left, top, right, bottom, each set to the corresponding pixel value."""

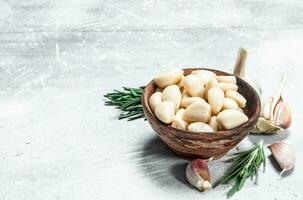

left=215, top=140, right=266, bottom=198
left=104, top=86, right=145, bottom=121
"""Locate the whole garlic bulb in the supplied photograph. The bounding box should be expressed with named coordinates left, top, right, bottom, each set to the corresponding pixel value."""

left=254, top=76, right=292, bottom=134
left=186, top=159, right=212, bottom=192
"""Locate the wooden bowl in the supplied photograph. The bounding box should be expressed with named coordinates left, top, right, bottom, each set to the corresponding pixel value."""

left=142, top=68, right=261, bottom=159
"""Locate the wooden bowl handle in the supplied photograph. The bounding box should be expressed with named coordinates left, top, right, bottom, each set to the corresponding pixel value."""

left=233, top=47, right=247, bottom=79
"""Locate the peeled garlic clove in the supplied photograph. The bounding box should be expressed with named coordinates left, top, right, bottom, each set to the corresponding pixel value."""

left=180, top=93, right=190, bottom=107
left=268, top=141, right=295, bottom=175
left=204, top=77, right=218, bottom=100
left=154, top=69, right=184, bottom=88
left=226, top=90, right=246, bottom=108
left=208, top=87, right=224, bottom=115
left=186, top=159, right=212, bottom=192
left=216, top=76, right=236, bottom=84
left=188, top=122, right=214, bottom=133
left=162, top=85, right=182, bottom=111
left=261, top=97, right=273, bottom=120
left=218, top=83, right=238, bottom=92
left=149, top=92, right=162, bottom=112
left=208, top=116, right=218, bottom=132
left=217, top=120, right=225, bottom=131
left=154, top=101, right=175, bottom=124
left=183, top=102, right=211, bottom=123
left=181, top=97, right=206, bottom=108
left=171, top=109, right=188, bottom=130
left=217, top=109, right=248, bottom=129
left=273, top=97, right=292, bottom=129
left=183, top=74, right=205, bottom=97
left=191, top=70, right=216, bottom=84
left=223, top=97, right=239, bottom=110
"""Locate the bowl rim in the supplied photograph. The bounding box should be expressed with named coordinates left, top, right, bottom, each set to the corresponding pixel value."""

left=142, top=67, right=261, bottom=139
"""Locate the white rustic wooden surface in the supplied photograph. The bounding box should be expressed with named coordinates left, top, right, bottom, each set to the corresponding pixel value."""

left=0, top=0, right=302, bottom=199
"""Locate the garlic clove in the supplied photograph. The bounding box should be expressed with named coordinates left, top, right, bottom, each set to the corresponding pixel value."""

left=183, top=101, right=211, bottom=123
left=186, top=159, right=212, bottom=192
left=258, top=95, right=292, bottom=133
left=162, top=85, right=182, bottom=112
left=208, top=87, right=225, bottom=115
left=226, top=90, right=246, bottom=108
left=149, top=92, right=162, bottom=112
left=154, top=101, right=175, bottom=124
left=208, top=116, right=218, bottom=132
left=204, top=77, right=218, bottom=100
left=154, top=69, right=184, bottom=88
left=177, top=75, right=185, bottom=88
left=217, top=109, right=248, bottom=129
left=183, top=74, right=205, bottom=97
left=171, top=109, right=188, bottom=130
left=273, top=97, right=292, bottom=129
left=218, top=83, right=238, bottom=92
left=191, top=70, right=216, bottom=84
left=268, top=141, right=295, bottom=175
left=188, top=122, right=214, bottom=133
left=181, top=97, right=206, bottom=108
left=216, top=76, right=236, bottom=84
left=222, top=97, right=239, bottom=110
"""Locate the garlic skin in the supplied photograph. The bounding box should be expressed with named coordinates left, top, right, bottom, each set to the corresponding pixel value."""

left=268, top=141, right=295, bottom=175
left=186, top=159, right=212, bottom=192
left=255, top=96, right=292, bottom=134
left=273, top=97, right=292, bottom=129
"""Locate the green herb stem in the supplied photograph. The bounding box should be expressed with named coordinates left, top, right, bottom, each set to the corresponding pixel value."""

left=104, top=86, right=145, bottom=121
left=216, top=140, right=266, bottom=198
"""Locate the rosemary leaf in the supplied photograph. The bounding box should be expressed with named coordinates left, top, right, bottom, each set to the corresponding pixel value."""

left=104, top=86, right=145, bottom=121
left=216, top=140, right=266, bottom=198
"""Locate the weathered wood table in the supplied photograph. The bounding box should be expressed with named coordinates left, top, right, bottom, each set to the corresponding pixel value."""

left=0, top=1, right=302, bottom=199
